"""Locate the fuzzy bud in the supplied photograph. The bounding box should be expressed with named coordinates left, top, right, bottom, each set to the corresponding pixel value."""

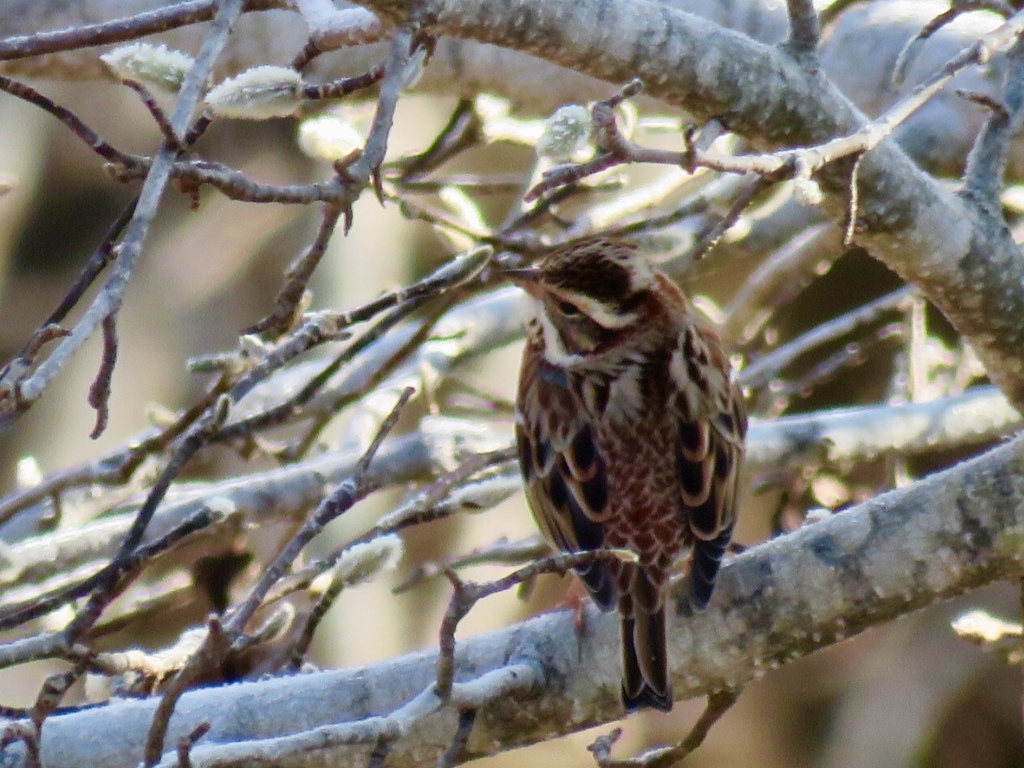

left=401, top=45, right=428, bottom=91
left=445, top=473, right=520, bottom=511
left=15, top=456, right=42, bottom=491
left=314, top=535, right=404, bottom=591
left=297, top=114, right=364, bottom=161
left=204, top=66, right=304, bottom=120
left=536, top=104, right=593, bottom=163
left=101, top=43, right=195, bottom=94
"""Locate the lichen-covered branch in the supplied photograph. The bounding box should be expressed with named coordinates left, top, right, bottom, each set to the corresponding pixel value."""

left=338, top=0, right=1024, bottom=412
left=0, top=1, right=1015, bottom=179
left=3, top=434, right=1022, bottom=768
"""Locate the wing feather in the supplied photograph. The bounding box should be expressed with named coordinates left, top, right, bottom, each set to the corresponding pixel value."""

left=516, top=348, right=616, bottom=609
left=672, top=328, right=747, bottom=608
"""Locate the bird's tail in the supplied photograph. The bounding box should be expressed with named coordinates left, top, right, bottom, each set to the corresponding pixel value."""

left=620, top=574, right=673, bottom=712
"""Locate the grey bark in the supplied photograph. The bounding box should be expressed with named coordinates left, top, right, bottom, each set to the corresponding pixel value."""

left=3, top=434, right=1022, bottom=768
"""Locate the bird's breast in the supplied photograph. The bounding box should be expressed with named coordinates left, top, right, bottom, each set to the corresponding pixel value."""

left=595, top=398, right=688, bottom=579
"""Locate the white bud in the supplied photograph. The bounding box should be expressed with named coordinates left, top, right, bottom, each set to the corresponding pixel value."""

left=100, top=42, right=195, bottom=94
left=536, top=104, right=593, bottom=163
left=319, top=535, right=404, bottom=590
left=204, top=66, right=304, bottom=120
left=297, top=114, right=364, bottom=161
left=609, top=548, right=639, bottom=564
left=145, top=402, right=178, bottom=428
left=203, top=495, right=238, bottom=519
left=810, top=474, right=849, bottom=509
left=793, top=175, right=823, bottom=206
left=474, top=94, right=511, bottom=122
left=239, top=333, right=271, bottom=359
left=445, top=474, right=520, bottom=511
left=15, top=456, right=42, bottom=490
left=212, top=393, right=233, bottom=427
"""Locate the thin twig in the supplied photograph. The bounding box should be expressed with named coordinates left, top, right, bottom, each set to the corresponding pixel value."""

left=271, top=450, right=519, bottom=602
left=963, top=36, right=1024, bottom=210
left=761, top=323, right=905, bottom=417
left=348, top=26, right=418, bottom=195
left=0, top=0, right=248, bottom=430
left=276, top=293, right=458, bottom=460
left=721, top=223, right=839, bottom=348
left=435, top=549, right=636, bottom=699
left=588, top=689, right=741, bottom=767
left=395, top=534, right=547, bottom=594
left=176, top=722, right=212, bottom=768
left=892, top=0, right=1015, bottom=87
left=436, top=708, right=477, bottom=768
left=244, top=204, right=344, bottom=336
left=0, top=721, right=40, bottom=768
left=0, top=77, right=138, bottom=166
left=0, top=0, right=281, bottom=62
left=143, top=617, right=231, bottom=768
left=740, top=287, right=913, bottom=388
left=302, top=64, right=386, bottom=101
left=689, top=174, right=777, bottom=262
left=223, top=386, right=414, bottom=637
left=88, top=314, right=119, bottom=439
left=784, top=0, right=820, bottom=59
left=395, top=99, right=482, bottom=179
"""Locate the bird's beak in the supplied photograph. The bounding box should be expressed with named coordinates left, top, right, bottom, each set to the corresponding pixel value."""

left=504, top=267, right=543, bottom=298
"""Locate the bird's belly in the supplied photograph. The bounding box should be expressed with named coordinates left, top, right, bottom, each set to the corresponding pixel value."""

left=601, top=424, right=687, bottom=579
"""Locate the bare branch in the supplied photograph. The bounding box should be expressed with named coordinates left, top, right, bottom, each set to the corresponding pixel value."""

left=0, top=0, right=248, bottom=429
left=963, top=36, right=1024, bottom=208
left=352, top=0, right=1024, bottom=409
left=783, top=0, right=820, bottom=59
left=0, top=1, right=282, bottom=63
left=587, top=689, right=740, bottom=767
left=7, top=435, right=1024, bottom=768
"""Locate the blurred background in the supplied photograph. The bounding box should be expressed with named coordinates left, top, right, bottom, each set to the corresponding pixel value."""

left=1, top=13, right=1023, bottom=766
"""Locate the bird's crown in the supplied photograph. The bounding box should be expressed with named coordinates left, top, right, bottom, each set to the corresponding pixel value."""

left=537, top=237, right=655, bottom=312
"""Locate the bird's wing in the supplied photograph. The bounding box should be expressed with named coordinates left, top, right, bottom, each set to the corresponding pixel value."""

left=671, top=325, right=748, bottom=608
left=516, top=349, right=616, bottom=609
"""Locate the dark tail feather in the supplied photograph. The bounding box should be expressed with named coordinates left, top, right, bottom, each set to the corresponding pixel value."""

left=690, top=524, right=734, bottom=609
left=620, top=607, right=673, bottom=712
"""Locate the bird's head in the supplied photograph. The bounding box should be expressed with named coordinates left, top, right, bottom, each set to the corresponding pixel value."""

left=506, top=237, right=659, bottom=364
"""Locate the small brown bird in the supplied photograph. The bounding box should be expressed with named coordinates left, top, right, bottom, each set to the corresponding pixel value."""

left=510, top=237, right=746, bottom=712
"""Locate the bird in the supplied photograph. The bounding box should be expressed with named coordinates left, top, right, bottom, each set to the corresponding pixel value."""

left=509, top=236, right=746, bottom=713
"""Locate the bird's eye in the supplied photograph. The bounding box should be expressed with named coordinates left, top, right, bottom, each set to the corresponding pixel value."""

left=556, top=301, right=581, bottom=317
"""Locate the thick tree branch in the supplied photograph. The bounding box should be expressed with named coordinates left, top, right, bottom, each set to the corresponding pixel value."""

left=0, top=2, right=1014, bottom=178
left=343, top=0, right=1024, bottom=412
left=3, top=435, right=1023, bottom=768
left=1, top=1, right=1021, bottom=764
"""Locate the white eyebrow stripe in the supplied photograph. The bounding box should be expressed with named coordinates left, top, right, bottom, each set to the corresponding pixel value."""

left=554, top=292, right=638, bottom=329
